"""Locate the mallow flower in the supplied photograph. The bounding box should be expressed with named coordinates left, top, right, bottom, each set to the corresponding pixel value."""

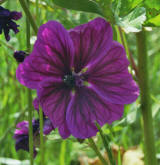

left=16, top=18, right=139, bottom=139
left=14, top=117, right=54, bottom=156
left=0, top=6, right=22, bottom=41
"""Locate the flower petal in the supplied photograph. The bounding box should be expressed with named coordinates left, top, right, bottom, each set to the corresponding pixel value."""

left=85, top=41, right=139, bottom=104
left=16, top=121, right=28, bottom=129
left=69, top=17, right=113, bottom=73
left=14, top=121, right=29, bottom=138
left=14, top=135, right=29, bottom=152
left=43, top=118, right=54, bottom=135
left=10, top=11, right=22, bottom=20
left=33, top=98, right=39, bottom=111
left=16, top=20, right=74, bottom=89
left=37, top=78, right=71, bottom=139
left=66, top=87, right=124, bottom=139
left=58, top=122, right=71, bottom=139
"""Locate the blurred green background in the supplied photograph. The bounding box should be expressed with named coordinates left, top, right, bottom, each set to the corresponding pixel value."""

left=0, top=0, right=160, bottom=165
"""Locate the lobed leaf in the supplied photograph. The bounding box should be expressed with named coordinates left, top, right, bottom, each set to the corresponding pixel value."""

left=145, top=8, right=160, bottom=27
left=145, top=0, right=160, bottom=10
left=52, top=0, right=103, bottom=16
left=113, top=0, right=143, bottom=17
left=116, top=7, right=146, bottom=33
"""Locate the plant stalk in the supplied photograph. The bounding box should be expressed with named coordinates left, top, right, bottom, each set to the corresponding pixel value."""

left=118, top=27, right=138, bottom=77
left=39, top=106, right=44, bottom=165
left=95, top=122, right=115, bottom=165
left=136, top=30, right=157, bottom=165
left=27, top=90, right=34, bottom=165
left=60, top=140, right=66, bottom=165
left=88, top=138, right=108, bottom=165
left=26, top=0, right=34, bottom=164
left=19, top=0, right=38, bottom=34
left=36, top=0, right=39, bottom=25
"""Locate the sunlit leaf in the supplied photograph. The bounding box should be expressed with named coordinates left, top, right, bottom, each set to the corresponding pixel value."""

left=116, top=7, right=146, bottom=33
left=143, top=4, right=160, bottom=27
left=145, top=0, right=160, bottom=10
left=113, top=0, right=143, bottom=16
left=144, top=8, right=160, bottom=26
left=147, top=14, right=160, bottom=26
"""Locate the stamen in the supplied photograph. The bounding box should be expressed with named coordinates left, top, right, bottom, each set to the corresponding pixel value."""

left=63, top=74, right=84, bottom=88
left=63, top=75, right=75, bottom=87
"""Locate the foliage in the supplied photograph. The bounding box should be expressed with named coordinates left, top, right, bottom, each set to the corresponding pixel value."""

left=52, top=0, right=103, bottom=15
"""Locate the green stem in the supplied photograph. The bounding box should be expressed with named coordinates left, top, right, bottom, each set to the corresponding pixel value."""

left=36, top=0, right=39, bottom=25
left=117, top=27, right=138, bottom=77
left=26, top=0, right=34, bottom=164
left=88, top=138, right=108, bottom=165
left=28, top=90, right=34, bottom=165
left=19, top=0, right=38, bottom=34
left=0, top=40, right=15, bottom=51
left=60, top=140, right=66, bottom=165
left=117, top=147, right=122, bottom=165
left=136, top=30, right=157, bottom=165
left=26, top=0, right=30, bottom=51
left=122, top=31, right=138, bottom=77
left=95, top=123, right=115, bottom=165
left=39, top=106, right=44, bottom=165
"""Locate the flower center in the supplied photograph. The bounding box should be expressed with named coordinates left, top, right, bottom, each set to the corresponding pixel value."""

left=63, top=74, right=84, bottom=88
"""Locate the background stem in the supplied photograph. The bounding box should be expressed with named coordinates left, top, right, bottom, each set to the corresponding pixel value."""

left=60, top=140, right=66, bottom=165
left=27, top=90, right=34, bottom=165
left=88, top=138, right=108, bottom=165
left=117, top=27, right=138, bottom=77
left=26, top=0, right=34, bottom=164
left=36, top=0, right=39, bottom=25
left=19, top=0, right=38, bottom=34
left=136, top=30, right=157, bottom=165
left=95, top=122, right=115, bottom=165
left=39, top=106, right=44, bottom=165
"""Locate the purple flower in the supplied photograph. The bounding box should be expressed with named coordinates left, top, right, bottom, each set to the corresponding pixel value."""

left=0, top=6, right=22, bottom=41
left=16, top=18, right=139, bottom=139
left=13, top=120, right=38, bottom=157
left=14, top=118, right=54, bottom=156
left=33, top=98, right=39, bottom=111
left=14, top=51, right=27, bottom=63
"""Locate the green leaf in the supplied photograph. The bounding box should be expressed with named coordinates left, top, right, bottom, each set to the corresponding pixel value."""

left=145, top=0, right=160, bottom=10
left=113, top=0, right=143, bottom=17
left=144, top=8, right=160, bottom=27
left=146, top=8, right=160, bottom=19
left=147, top=14, right=160, bottom=26
left=0, top=0, right=7, bottom=5
left=116, top=7, right=146, bottom=33
left=52, top=0, right=103, bottom=16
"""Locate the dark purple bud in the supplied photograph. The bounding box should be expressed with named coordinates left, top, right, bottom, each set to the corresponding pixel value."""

left=14, top=51, right=27, bottom=63
left=9, top=21, right=19, bottom=34
left=0, top=6, right=22, bottom=41
left=10, top=11, right=22, bottom=20
left=0, top=6, right=10, bottom=17
left=15, top=135, right=29, bottom=152
left=3, top=27, right=10, bottom=41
